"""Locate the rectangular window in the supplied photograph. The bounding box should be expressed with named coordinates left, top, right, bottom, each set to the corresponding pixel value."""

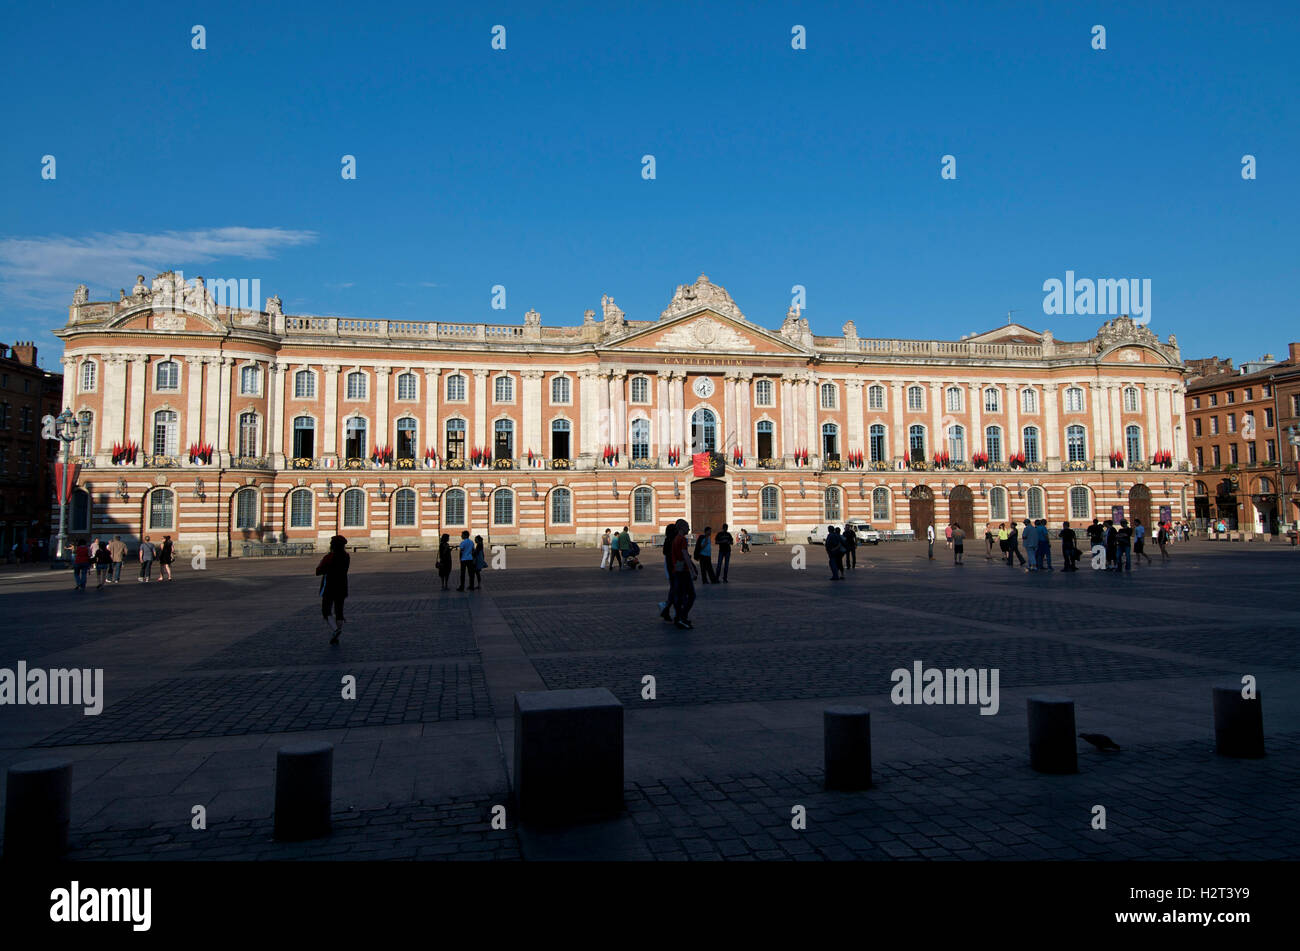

left=1266, top=439, right=1276, bottom=461
left=394, top=491, right=416, bottom=527
left=1247, top=441, right=1257, bottom=463
left=1192, top=397, right=1201, bottom=409
left=1264, top=408, right=1274, bottom=427
left=445, top=492, right=465, bottom=525
left=290, top=491, right=312, bottom=528
left=236, top=491, right=258, bottom=529
left=1229, top=443, right=1239, bottom=463
left=1226, top=391, right=1235, bottom=404
left=1195, top=447, right=1203, bottom=468
left=867, top=386, right=884, bottom=410
left=1209, top=394, right=1218, bottom=406
left=1210, top=417, right=1219, bottom=435
left=1245, top=388, right=1253, bottom=401
left=1227, top=413, right=1236, bottom=433
left=1193, top=418, right=1202, bottom=437
left=1212, top=445, right=1221, bottom=466
left=761, top=487, right=779, bottom=521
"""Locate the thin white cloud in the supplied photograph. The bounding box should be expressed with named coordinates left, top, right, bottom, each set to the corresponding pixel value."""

left=0, top=227, right=318, bottom=309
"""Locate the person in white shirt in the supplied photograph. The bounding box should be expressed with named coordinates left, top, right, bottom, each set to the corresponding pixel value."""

left=926, top=523, right=935, bottom=560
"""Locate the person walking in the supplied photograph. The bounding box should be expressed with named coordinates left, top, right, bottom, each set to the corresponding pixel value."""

left=138, top=535, right=156, bottom=582
left=843, top=523, right=857, bottom=570
left=1157, top=522, right=1172, bottom=561
left=71, top=538, right=91, bottom=590
left=944, top=523, right=953, bottom=551
left=714, top=524, right=733, bottom=582
left=315, top=534, right=351, bottom=644
left=1116, top=520, right=1133, bottom=571
left=93, top=539, right=111, bottom=589
left=1036, top=519, right=1053, bottom=571
left=660, top=522, right=679, bottom=622
left=985, top=523, right=996, bottom=560
left=826, top=525, right=845, bottom=580
left=1059, top=521, right=1079, bottom=571
left=1104, top=520, right=1118, bottom=570
left=951, top=523, right=965, bottom=564
left=472, top=535, right=487, bottom=588
left=456, top=530, right=475, bottom=590
left=107, top=535, right=126, bottom=583
left=670, top=518, right=697, bottom=629
left=926, top=522, right=935, bottom=560
left=694, top=526, right=717, bottom=583
left=600, top=529, right=612, bottom=570
left=610, top=528, right=624, bottom=571
left=159, top=535, right=174, bottom=581
left=997, top=523, right=1009, bottom=561
left=1021, top=519, right=1038, bottom=572
left=1007, top=522, right=1026, bottom=567
left=1133, top=518, right=1152, bottom=565
left=436, top=533, right=452, bottom=590
left=739, top=528, right=751, bottom=553
left=618, top=526, right=632, bottom=571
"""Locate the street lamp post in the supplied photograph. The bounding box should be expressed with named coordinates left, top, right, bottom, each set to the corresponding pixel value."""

left=52, top=408, right=81, bottom=567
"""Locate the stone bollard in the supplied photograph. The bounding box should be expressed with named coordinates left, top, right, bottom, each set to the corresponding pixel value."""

left=1213, top=685, right=1265, bottom=758
left=4, top=758, right=73, bottom=860
left=273, top=741, right=333, bottom=841
left=824, top=706, right=872, bottom=790
left=1027, top=696, right=1077, bottom=774
left=515, top=688, right=623, bottom=824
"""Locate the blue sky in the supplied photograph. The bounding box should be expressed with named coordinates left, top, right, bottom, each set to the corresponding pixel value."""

left=2, top=0, right=1296, bottom=370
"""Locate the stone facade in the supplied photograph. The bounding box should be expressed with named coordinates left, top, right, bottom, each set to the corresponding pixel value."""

left=53, top=273, right=1192, bottom=553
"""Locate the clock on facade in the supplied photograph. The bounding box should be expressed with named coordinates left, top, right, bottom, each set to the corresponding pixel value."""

left=693, top=377, right=715, bottom=399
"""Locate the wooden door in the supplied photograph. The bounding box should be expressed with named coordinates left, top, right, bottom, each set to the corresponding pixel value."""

left=948, top=485, right=974, bottom=536
left=908, top=485, right=934, bottom=536
left=690, top=478, right=727, bottom=536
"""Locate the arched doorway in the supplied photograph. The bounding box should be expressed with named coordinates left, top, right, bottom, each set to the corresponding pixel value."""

left=1128, top=483, right=1152, bottom=529
left=908, top=485, right=934, bottom=536
left=948, top=485, right=974, bottom=536
left=690, top=478, right=726, bottom=536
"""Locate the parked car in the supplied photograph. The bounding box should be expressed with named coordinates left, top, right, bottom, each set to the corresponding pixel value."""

left=807, top=522, right=881, bottom=545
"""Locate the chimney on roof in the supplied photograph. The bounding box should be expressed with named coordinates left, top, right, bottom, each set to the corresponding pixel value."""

left=1289, top=342, right=1300, bottom=364
left=11, top=341, right=36, bottom=366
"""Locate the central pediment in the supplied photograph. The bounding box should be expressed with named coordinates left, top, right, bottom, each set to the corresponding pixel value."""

left=605, top=309, right=809, bottom=356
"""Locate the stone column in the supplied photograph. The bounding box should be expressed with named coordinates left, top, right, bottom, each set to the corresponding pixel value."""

left=1089, top=382, right=1105, bottom=467
left=185, top=357, right=204, bottom=450
left=578, top=369, right=597, bottom=458
left=375, top=367, right=391, bottom=449
left=323, top=365, right=340, bottom=454
left=1099, top=383, right=1115, bottom=461
left=596, top=370, right=611, bottom=452
left=60, top=357, right=75, bottom=410
left=1156, top=384, right=1173, bottom=460
left=128, top=357, right=148, bottom=446
left=611, top=370, right=627, bottom=455
left=656, top=373, right=670, bottom=458
left=675, top=373, right=688, bottom=454
left=781, top=374, right=796, bottom=460
left=1145, top=382, right=1160, bottom=458
left=1007, top=382, right=1020, bottom=459
left=217, top=357, right=233, bottom=463
left=738, top=372, right=754, bottom=458
left=269, top=362, right=284, bottom=462
left=805, top=373, right=819, bottom=459
left=723, top=372, right=738, bottom=453
left=202, top=357, right=220, bottom=449
left=103, top=356, right=127, bottom=452
left=890, top=382, right=905, bottom=462
left=424, top=368, right=441, bottom=459
left=929, top=382, right=942, bottom=460
left=968, top=383, right=982, bottom=462
left=845, top=380, right=864, bottom=457
left=522, top=369, right=544, bottom=458
left=1044, top=383, right=1061, bottom=468
left=472, top=369, right=489, bottom=454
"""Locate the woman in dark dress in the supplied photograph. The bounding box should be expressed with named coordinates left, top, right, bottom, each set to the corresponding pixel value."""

left=315, top=534, right=351, bottom=644
left=472, top=535, right=487, bottom=588
left=436, top=533, right=452, bottom=590
left=159, top=535, right=175, bottom=581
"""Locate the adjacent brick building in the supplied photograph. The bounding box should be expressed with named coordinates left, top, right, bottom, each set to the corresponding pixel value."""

left=1184, top=343, right=1300, bottom=533
left=0, top=342, right=62, bottom=560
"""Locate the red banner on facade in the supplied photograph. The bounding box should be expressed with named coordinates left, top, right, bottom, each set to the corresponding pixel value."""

left=692, top=452, right=712, bottom=477
left=55, top=462, right=81, bottom=504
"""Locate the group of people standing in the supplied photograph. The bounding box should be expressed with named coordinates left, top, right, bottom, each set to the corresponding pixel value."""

left=435, top=531, right=488, bottom=590
left=979, top=517, right=1171, bottom=572
left=656, top=522, right=748, bottom=628
left=824, top=525, right=864, bottom=579
left=68, top=535, right=174, bottom=590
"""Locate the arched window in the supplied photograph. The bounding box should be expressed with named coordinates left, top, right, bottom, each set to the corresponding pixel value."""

left=631, top=419, right=650, bottom=459
left=551, top=418, right=571, bottom=460
left=872, top=486, right=890, bottom=522
left=630, top=376, right=650, bottom=403
left=1123, top=387, right=1140, bottom=413
left=240, top=365, right=260, bottom=395
left=396, top=372, right=417, bottom=401
left=76, top=411, right=94, bottom=456
left=985, top=425, right=1003, bottom=463
left=1066, top=425, right=1087, bottom=462
left=867, top=385, right=885, bottom=410
left=345, top=371, right=367, bottom=400
left=445, top=418, right=466, bottom=460
left=342, top=488, right=366, bottom=528
left=444, top=488, right=466, bottom=525
left=294, top=370, right=315, bottom=399
left=869, top=424, right=886, bottom=463
left=293, top=416, right=315, bottom=458
left=756, top=380, right=775, bottom=406
left=760, top=485, right=779, bottom=521
left=1021, top=389, right=1038, bottom=414
left=820, top=383, right=837, bottom=409
left=824, top=486, right=841, bottom=521
left=80, top=360, right=96, bottom=391
left=756, top=420, right=774, bottom=459
left=691, top=408, right=716, bottom=453
left=1023, top=426, right=1041, bottom=464
left=989, top=486, right=1007, bottom=521
left=493, top=488, right=514, bottom=524
left=494, top=419, right=514, bottom=459
left=393, top=488, right=417, bottom=527
left=1069, top=485, right=1091, bottom=519
left=984, top=388, right=1001, bottom=413
left=152, top=409, right=179, bottom=456
left=494, top=375, right=514, bottom=402
left=235, top=487, right=258, bottom=529
left=947, top=425, right=965, bottom=462
left=238, top=412, right=259, bottom=457
left=70, top=488, right=91, bottom=533
left=907, top=386, right=924, bottom=411
left=1064, top=386, right=1085, bottom=413
left=396, top=417, right=418, bottom=460
left=1027, top=486, right=1045, bottom=520
left=155, top=360, right=179, bottom=391
left=551, top=376, right=571, bottom=404
left=633, top=486, right=653, bottom=523
left=946, top=387, right=963, bottom=412
left=289, top=488, right=313, bottom=527
left=344, top=417, right=368, bottom=459
left=446, top=373, right=467, bottom=401
left=148, top=488, right=175, bottom=530
left=1125, top=425, right=1142, bottom=463
left=821, top=422, right=839, bottom=458
left=908, top=424, right=926, bottom=462
left=551, top=487, right=572, bottom=524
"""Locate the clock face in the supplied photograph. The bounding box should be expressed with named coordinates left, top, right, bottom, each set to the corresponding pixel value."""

left=693, top=377, right=715, bottom=399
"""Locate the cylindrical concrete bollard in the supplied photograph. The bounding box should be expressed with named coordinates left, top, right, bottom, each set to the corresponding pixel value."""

left=824, top=705, right=872, bottom=790
left=273, top=741, right=333, bottom=841
left=1027, top=696, right=1077, bottom=774
left=4, top=758, right=73, bottom=860
left=1213, top=685, right=1265, bottom=758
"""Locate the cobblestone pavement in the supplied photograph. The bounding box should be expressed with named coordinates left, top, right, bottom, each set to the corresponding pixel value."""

left=0, top=540, right=1296, bottom=860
